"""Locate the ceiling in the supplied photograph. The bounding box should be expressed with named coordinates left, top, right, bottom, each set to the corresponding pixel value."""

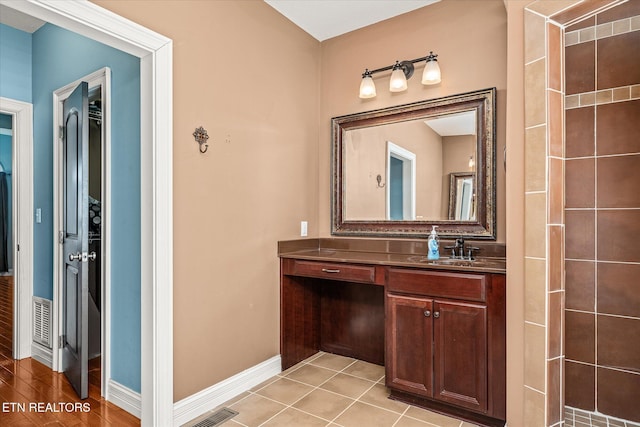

left=0, top=4, right=45, bottom=33
left=264, top=0, right=440, bottom=41
left=1, top=1, right=439, bottom=40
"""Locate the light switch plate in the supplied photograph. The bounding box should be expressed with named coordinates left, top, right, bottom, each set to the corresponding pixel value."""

left=35, top=208, right=42, bottom=224
left=300, top=221, right=308, bottom=237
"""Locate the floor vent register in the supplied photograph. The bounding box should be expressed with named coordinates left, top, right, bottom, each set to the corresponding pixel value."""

left=190, top=407, right=239, bottom=427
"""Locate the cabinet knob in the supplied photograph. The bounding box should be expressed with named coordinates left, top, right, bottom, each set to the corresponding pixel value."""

left=434, top=311, right=440, bottom=319
left=424, top=310, right=431, bottom=317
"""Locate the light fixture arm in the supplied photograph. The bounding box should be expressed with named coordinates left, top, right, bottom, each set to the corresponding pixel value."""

left=364, top=52, right=438, bottom=79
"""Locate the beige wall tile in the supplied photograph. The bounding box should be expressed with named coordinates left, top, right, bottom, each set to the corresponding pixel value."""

left=525, top=10, right=546, bottom=63
left=525, top=322, right=547, bottom=392
left=565, top=94, right=579, bottom=109
left=525, top=125, right=547, bottom=192
left=525, top=193, right=547, bottom=258
left=525, top=258, right=547, bottom=325
left=580, top=92, right=596, bottom=106
left=525, top=59, right=547, bottom=128
left=524, top=385, right=546, bottom=427
left=612, top=87, right=630, bottom=101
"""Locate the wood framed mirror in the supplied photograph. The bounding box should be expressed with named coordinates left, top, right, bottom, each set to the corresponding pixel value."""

left=331, top=87, right=496, bottom=239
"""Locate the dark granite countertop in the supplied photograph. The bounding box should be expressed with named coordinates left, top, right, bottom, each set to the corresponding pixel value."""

left=278, top=238, right=506, bottom=274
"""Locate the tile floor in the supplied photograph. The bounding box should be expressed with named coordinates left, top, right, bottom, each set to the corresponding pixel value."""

left=186, top=352, right=479, bottom=427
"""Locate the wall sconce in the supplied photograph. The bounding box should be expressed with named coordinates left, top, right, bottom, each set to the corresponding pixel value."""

left=468, top=155, right=475, bottom=170
left=359, top=51, right=441, bottom=99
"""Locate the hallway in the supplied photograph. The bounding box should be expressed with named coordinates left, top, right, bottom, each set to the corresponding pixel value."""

left=0, top=291, right=140, bottom=426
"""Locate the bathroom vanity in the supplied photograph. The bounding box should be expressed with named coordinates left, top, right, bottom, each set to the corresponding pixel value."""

left=279, top=238, right=506, bottom=427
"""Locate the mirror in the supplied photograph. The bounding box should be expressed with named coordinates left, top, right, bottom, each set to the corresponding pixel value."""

left=331, top=87, right=496, bottom=239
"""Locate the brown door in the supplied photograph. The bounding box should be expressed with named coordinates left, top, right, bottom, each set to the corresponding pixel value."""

left=433, top=300, right=487, bottom=413
left=385, top=293, right=433, bottom=396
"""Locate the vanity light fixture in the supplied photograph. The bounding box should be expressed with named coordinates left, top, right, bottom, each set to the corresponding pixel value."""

left=359, top=51, right=441, bottom=99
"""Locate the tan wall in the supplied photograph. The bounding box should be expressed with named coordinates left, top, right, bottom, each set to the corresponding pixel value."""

left=93, top=0, right=321, bottom=401
left=319, top=0, right=508, bottom=242
left=95, top=0, right=520, bottom=416
left=344, top=121, right=441, bottom=220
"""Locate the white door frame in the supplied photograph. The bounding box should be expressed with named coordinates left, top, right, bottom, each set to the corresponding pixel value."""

left=0, top=97, right=34, bottom=361
left=52, top=67, right=111, bottom=398
left=0, top=1, right=174, bottom=424
left=386, top=141, right=416, bottom=220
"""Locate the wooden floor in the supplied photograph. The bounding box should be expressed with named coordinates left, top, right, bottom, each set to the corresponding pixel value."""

left=0, top=276, right=140, bottom=426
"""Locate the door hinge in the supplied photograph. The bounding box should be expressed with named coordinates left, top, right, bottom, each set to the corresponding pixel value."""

left=59, top=335, right=64, bottom=348
left=59, top=231, right=64, bottom=244
left=17, top=244, right=19, bottom=251
left=59, top=126, right=64, bottom=140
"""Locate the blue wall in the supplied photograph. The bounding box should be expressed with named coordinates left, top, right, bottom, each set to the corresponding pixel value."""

left=32, top=23, right=141, bottom=392
left=0, top=23, right=32, bottom=103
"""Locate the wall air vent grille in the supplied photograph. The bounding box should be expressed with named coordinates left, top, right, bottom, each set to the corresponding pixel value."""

left=188, top=408, right=238, bottom=427
left=33, top=297, right=52, bottom=348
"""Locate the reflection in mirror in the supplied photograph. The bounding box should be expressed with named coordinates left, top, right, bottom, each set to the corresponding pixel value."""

left=448, top=172, right=475, bottom=221
left=332, top=88, right=496, bottom=239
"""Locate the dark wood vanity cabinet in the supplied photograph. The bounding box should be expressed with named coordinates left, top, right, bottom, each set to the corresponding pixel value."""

left=385, top=268, right=505, bottom=427
left=280, top=255, right=506, bottom=427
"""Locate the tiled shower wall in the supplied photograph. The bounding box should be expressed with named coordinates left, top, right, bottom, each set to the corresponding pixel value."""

left=564, top=1, right=640, bottom=424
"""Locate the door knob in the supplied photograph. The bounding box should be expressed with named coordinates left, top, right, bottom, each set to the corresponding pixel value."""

left=87, top=252, right=96, bottom=261
left=424, top=310, right=431, bottom=317
left=69, top=252, right=82, bottom=261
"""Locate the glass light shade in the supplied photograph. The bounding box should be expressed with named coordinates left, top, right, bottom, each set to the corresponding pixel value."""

left=421, top=59, right=441, bottom=85
left=468, top=155, right=475, bottom=170
left=389, top=68, right=408, bottom=92
left=359, top=75, right=377, bottom=98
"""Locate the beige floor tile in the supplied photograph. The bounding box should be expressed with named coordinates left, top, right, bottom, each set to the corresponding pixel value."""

left=255, top=377, right=314, bottom=405
left=229, top=394, right=286, bottom=427
left=342, top=360, right=385, bottom=381
left=405, top=406, right=462, bottom=427
left=283, top=364, right=337, bottom=386
left=358, top=383, right=409, bottom=414
left=292, top=388, right=355, bottom=420
left=394, top=416, right=436, bottom=427
left=260, top=407, right=327, bottom=427
left=320, top=372, right=376, bottom=399
left=249, top=377, right=281, bottom=392
left=212, top=392, right=250, bottom=411
left=333, top=401, right=401, bottom=427
left=309, top=352, right=356, bottom=371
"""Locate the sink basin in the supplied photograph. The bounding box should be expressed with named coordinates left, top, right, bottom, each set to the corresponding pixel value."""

left=406, top=256, right=498, bottom=268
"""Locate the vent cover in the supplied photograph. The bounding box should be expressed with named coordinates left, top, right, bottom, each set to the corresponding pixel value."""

left=33, top=297, right=52, bottom=348
left=189, top=408, right=238, bottom=427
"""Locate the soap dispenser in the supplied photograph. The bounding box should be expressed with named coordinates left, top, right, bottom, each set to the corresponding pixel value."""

left=427, top=225, right=440, bottom=260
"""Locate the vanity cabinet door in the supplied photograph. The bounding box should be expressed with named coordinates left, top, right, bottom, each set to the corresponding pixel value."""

left=433, top=300, right=488, bottom=413
left=386, top=293, right=433, bottom=397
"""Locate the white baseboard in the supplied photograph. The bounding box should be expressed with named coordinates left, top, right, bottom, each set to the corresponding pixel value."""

left=107, top=379, right=141, bottom=419
left=173, top=355, right=282, bottom=427
left=31, top=342, right=53, bottom=368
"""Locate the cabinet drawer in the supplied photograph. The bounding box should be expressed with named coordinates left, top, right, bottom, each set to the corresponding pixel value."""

left=291, top=260, right=376, bottom=284
left=387, top=268, right=486, bottom=302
